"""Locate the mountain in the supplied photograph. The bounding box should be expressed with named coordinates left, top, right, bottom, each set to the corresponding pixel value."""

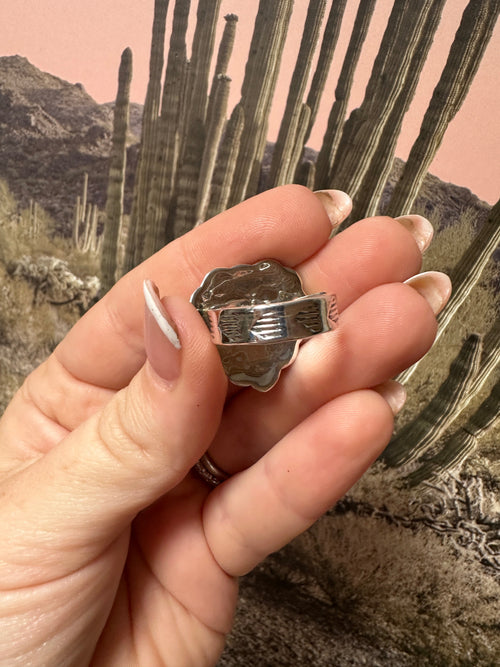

left=0, top=56, right=491, bottom=239
left=0, top=56, right=140, bottom=232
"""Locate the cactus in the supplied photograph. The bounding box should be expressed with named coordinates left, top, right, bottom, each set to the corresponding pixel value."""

left=28, top=199, right=39, bottom=239
left=206, top=14, right=238, bottom=133
left=406, top=376, right=500, bottom=486
left=124, top=0, right=169, bottom=272
left=399, top=197, right=500, bottom=383
left=172, top=119, right=206, bottom=239
left=142, top=0, right=191, bottom=258
left=381, top=333, right=483, bottom=468
left=302, top=0, right=348, bottom=145
left=72, top=172, right=88, bottom=249
left=329, top=0, right=436, bottom=205
left=206, top=102, right=245, bottom=220
left=387, top=0, right=500, bottom=216
left=349, top=0, right=446, bottom=222
left=228, top=0, right=294, bottom=207
left=295, top=159, right=316, bottom=189
left=314, top=0, right=376, bottom=189
left=101, top=48, right=132, bottom=294
left=73, top=173, right=97, bottom=252
left=268, top=0, right=327, bottom=187
left=288, top=103, right=312, bottom=185
left=196, top=74, right=231, bottom=224
left=184, top=0, right=223, bottom=130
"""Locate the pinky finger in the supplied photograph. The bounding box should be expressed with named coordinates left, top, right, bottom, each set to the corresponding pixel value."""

left=203, top=389, right=396, bottom=577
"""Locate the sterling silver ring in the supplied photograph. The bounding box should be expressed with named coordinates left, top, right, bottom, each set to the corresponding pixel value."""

left=191, top=260, right=338, bottom=391
left=202, top=293, right=337, bottom=345
left=192, top=453, right=230, bottom=488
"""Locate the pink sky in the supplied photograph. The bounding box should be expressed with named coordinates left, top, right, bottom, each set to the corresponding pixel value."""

left=1, top=1, right=499, bottom=204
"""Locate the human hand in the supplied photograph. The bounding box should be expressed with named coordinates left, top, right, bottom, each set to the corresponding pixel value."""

left=0, top=185, right=450, bottom=666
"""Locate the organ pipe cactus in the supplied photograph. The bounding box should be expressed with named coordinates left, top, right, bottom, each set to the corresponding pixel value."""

left=206, top=14, right=238, bottom=133
left=406, top=376, right=500, bottom=486
left=228, top=0, right=294, bottom=207
left=101, top=48, right=132, bottom=294
left=268, top=0, right=327, bottom=187
left=399, top=197, right=500, bottom=383
left=330, top=0, right=436, bottom=204
left=314, top=0, right=376, bottom=189
left=349, top=0, right=446, bottom=222
left=143, top=0, right=191, bottom=257
left=206, top=102, right=245, bottom=220
left=196, top=74, right=231, bottom=224
left=381, top=333, right=483, bottom=468
left=185, top=0, right=223, bottom=130
left=295, top=159, right=316, bottom=190
left=387, top=0, right=500, bottom=216
left=124, top=0, right=169, bottom=273
left=301, top=0, right=348, bottom=147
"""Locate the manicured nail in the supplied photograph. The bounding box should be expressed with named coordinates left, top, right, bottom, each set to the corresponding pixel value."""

left=373, top=380, right=407, bottom=416
left=143, top=280, right=182, bottom=383
left=394, top=214, right=434, bottom=252
left=314, top=189, right=352, bottom=226
left=405, top=271, right=452, bottom=316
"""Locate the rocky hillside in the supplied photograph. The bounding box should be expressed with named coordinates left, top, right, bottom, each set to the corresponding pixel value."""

left=0, top=56, right=140, bottom=233
left=0, top=55, right=492, bottom=240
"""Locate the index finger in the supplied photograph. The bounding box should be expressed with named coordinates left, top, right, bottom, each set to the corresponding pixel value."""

left=55, top=185, right=337, bottom=389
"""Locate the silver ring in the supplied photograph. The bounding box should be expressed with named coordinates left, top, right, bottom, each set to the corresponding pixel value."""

left=191, top=260, right=338, bottom=391
left=192, top=453, right=230, bottom=488
left=202, top=293, right=337, bottom=345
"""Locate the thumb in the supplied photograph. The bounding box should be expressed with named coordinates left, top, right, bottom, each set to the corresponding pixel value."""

left=1, top=281, right=226, bottom=571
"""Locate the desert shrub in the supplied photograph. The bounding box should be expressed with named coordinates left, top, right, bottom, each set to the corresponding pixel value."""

left=287, top=513, right=500, bottom=665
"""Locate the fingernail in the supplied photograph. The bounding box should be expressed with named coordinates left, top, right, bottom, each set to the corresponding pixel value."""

left=314, top=189, right=352, bottom=226
left=394, top=214, right=434, bottom=252
left=405, top=271, right=452, bottom=315
left=373, top=380, right=407, bottom=416
left=143, top=280, right=182, bottom=383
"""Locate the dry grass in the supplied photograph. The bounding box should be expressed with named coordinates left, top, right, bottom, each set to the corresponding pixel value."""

left=285, top=512, right=500, bottom=665
left=0, top=180, right=91, bottom=412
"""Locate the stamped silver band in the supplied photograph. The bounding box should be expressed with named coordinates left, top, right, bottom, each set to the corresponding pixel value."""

left=202, top=293, right=338, bottom=345
left=191, top=260, right=339, bottom=391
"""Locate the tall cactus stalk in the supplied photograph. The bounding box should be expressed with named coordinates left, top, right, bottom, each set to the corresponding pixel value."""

left=381, top=333, right=483, bottom=468
left=196, top=74, right=231, bottom=224
left=101, top=48, right=132, bottom=294
left=399, top=197, right=500, bottom=383
left=295, top=159, right=316, bottom=189
left=73, top=173, right=92, bottom=251
left=330, top=0, right=434, bottom=204
left=406, top=377, right=500, bottom=486
left=468, top=318, right=500, bottom=398
left=268, top=0, right=327, bottom=187
left=83, top=205, right=99, bottom=254
left=207, top=103, right=245, bottom=219
left=206, top=14, right=238, bottom=132
left=184, top=0, right=223, bottom=131
left=314, top=0, right=376, bottom=189
left=172, top=120, right=206, bottom=239
left=350, top=0, right=446, bottom=221
left=228, top=0, right=294, bottom=207
left=387, top=0, right=500, bottom=216
left=142, top=0, right=191, bottom=259
left=287, top=103, right=312, bottom=185
left=302, top=0, right=348, bottom=145
left=124, top=0, right=169, bottom=272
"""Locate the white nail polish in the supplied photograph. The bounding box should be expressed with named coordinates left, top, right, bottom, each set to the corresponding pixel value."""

left=143, top=280, right=181, bottom=349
